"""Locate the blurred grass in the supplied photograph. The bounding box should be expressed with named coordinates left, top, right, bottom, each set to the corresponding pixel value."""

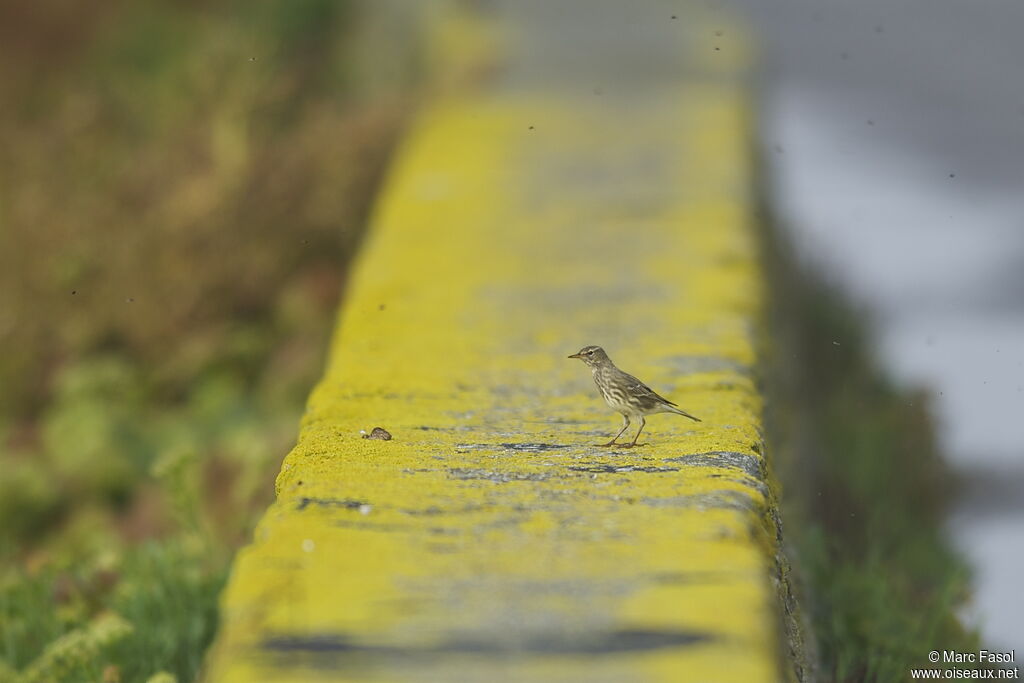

left=762, top=205, right=986, bottom=680
left=0, top=0, right=410, bottom=680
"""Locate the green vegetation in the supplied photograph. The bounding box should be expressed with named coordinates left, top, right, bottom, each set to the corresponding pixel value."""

left=0, top=1, right=406, bottom=680
left=762, top=212, right=984, bottom=681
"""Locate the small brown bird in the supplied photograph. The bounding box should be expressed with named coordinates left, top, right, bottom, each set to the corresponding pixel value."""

left=569, top=345, right=700, bottom=447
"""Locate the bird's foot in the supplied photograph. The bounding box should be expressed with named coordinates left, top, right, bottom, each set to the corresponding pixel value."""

left=615, top=443, right=634, bottom=449
left=595, top=441, right=619, bottom=447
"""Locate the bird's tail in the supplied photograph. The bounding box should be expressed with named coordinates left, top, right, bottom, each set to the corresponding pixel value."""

left=668, top=405, right=701, bottom=422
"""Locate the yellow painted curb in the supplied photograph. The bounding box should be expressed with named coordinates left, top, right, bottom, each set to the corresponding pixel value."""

left=207, top=6, right=784, bottom=683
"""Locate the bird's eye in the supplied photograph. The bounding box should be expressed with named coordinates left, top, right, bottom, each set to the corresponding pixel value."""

left=586, top=350, right=593, bottom=355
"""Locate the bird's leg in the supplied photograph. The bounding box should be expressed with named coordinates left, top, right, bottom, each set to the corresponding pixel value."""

left=598, top=415, right=630, bottom=447
left=622, top=417, right=646, bottom=448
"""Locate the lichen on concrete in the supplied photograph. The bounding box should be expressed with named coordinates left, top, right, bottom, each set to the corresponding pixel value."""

left=206, top=4, right=788, bottom=682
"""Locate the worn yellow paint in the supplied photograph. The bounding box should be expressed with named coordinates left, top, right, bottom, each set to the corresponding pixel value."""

left=206, top=6, right=783, bottom=683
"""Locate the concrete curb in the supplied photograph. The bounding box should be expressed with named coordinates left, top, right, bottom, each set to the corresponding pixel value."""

left=206, top=3, right=790, bottom=681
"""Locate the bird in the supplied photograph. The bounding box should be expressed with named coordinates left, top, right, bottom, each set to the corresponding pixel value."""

left=568, top=345, right=700, bottom=447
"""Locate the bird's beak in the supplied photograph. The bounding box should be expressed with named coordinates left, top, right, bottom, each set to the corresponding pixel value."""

left=568, top=353, right=582, bottom=359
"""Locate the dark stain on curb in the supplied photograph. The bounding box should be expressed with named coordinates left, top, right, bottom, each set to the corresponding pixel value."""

left=296, top=497, right=367, bottom=512
left=448, top=468, right=557, bottom=483
left=568, top=464, right=680, bottom=474
left=456, top=443, right=567, bottom=453
left=663, top=354, right=754, bottom=377
left=261, top=628, right=713, bottom=661
left=640, top=490, right=761, bottom=513
left=665, top=451, right=763, bottom=479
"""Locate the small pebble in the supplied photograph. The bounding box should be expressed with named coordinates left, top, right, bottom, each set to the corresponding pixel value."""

left=363, top=427, right=392, bottom=440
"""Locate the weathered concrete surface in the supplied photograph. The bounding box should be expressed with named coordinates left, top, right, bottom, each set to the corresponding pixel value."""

left=206, top=2, right=786, bottom=681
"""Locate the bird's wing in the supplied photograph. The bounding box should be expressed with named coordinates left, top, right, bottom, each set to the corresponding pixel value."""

left=623, top=372, right=677, bottom=406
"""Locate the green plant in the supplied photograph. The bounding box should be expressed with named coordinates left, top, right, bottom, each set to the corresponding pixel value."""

left=0, top=0, right=406, bottom=680
left=763, top=213, right=983, bottom=681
